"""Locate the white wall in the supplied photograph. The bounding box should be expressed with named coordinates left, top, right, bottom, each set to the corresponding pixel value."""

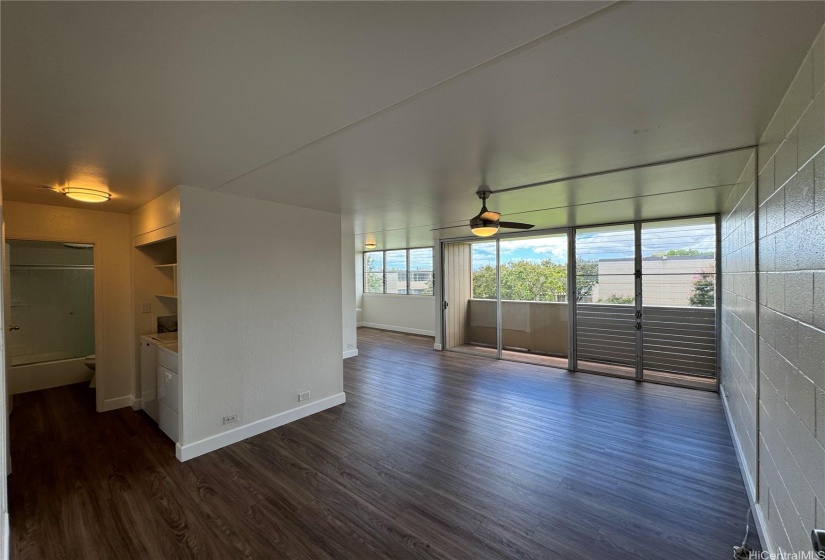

left=360, top=294, right=436, bottom=337
left=4, top=201, right=134, bottom=412
left=722, top=24, right=825, bottom=555
left=176, top=187, right=344, bottom=459
left=341, top=218, right=358, bottom=358
left=721, top=155, right=759, bottom=497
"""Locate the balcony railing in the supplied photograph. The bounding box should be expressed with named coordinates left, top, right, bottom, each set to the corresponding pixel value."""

left=465, top=299, right=716, bottom=378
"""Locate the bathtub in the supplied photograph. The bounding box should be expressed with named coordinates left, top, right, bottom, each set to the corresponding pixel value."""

left=9, top=356, right=94, bottom=395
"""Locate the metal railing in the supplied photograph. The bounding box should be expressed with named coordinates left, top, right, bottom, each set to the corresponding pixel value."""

left=465, top=300, right=717, bottom=377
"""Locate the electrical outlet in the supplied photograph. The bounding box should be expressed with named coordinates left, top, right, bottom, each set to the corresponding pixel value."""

left=141, top=302, right=151, bottom=314
left=298, top=391, right=310, bottom=402
left=222, top=414, right=239, bottom=425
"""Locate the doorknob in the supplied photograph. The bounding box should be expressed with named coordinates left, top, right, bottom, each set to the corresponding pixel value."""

left=8, top=325, right=19, bottom=331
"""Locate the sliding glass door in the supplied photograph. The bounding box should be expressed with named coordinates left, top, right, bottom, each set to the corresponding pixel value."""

left=640, top=218, right=718, bottom=388
left=574, top=224, right=638, bottom=378
left=442, top=233, right=569, bottom=367
left=440, top=216, right=719, bottom=389
left=498, top=233, right=569, bottom=367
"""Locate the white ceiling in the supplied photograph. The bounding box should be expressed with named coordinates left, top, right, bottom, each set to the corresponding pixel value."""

left=2, top=2, right=823, bottom=249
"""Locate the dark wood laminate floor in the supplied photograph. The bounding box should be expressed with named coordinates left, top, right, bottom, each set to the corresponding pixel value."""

left=9, top=328, right=760, bottom=559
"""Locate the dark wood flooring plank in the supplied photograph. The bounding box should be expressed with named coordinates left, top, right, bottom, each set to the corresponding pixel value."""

left=9, top=328, right=760, bottom=559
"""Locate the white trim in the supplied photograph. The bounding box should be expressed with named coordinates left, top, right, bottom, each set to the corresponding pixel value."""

left=176, top=392, right=347, bottom=462
left=2, top=513, right=8, bottom=560
left=356, top=322, right=365, bottom=328
left=343, top=349, right=359, bottom=359
left=433, top=343, right=442, bottom=350
left=362, top=293, right=434, bottom=301
left=102, top=395, right=133, bottom=412
left=751, top=500, right=772, bottom=554
left=720, top=383, right=773, bottom=554
left=358, top=322, right=435, bottom=337
left=131, top=396, right=141, bottom=411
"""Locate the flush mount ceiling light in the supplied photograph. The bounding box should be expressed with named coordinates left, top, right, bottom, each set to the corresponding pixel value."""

left=62, top=187, right=111, bottom=203
left=364, top=242, right=377, bottom=250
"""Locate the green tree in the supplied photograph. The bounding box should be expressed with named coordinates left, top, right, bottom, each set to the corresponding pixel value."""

left=689, top=272, right=715, bottom=307
left=576, top=259, right=598, bottom=302
left=472, top=259, right=567, bottom=301
left=422, top=274, right=434, bottom=296
left=650, top=248, right=714, bottom=258
left=599, top=294, right=634, bottom=304
left=472, top=264, right=498, bottom=300
left=364, top=254, right=384, bottom=293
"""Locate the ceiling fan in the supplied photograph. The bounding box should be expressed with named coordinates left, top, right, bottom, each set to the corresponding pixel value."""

left=433, top=185, right=534, bottom=237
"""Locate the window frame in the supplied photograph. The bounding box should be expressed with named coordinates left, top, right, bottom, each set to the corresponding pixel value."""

left=363, top=246, right=434, bottom=296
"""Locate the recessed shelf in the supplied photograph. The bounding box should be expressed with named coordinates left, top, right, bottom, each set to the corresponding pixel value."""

left=154, top=264, right=178, bottom=269
left=155, top=294, right=178, bottom=299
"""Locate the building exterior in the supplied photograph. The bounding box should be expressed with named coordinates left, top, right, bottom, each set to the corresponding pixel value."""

left=592, top=256, right=715, bottom=306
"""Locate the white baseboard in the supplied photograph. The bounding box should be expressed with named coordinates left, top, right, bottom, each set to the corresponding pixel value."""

left=358, top=322, right=435, bottom=337
left=343, top=349, right=359, bottom=359
left=433, top=343, right=442, bottom=350
left=752, top=498, right=772, bottom=554
left=102, top=395, right=134, bottom=412
left=176, top=392, right=347, bottom=462
left=720, top=383, right=773, bottom=554
left=131, top=396, right=141, bottom=411
left=1, top=512, right=8, bottom=560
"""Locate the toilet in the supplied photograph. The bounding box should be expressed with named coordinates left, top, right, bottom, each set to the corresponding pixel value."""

left=84, top=355, right=96, bottom=388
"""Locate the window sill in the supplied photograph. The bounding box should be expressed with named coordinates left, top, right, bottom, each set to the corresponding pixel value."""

left=362, top=293, right=434, bottom=299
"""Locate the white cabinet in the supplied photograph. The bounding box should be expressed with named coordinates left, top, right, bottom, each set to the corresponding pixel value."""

left=139, top=337, right=159, bottom=421
left=157, top=365, right=179, bottom=414
left=157, top=345, right=179, bottom=442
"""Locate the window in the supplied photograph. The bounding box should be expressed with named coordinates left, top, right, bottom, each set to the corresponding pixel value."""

left=364, top=251, right=384, bottom=293
left=363, top=247, right=433, bottom=295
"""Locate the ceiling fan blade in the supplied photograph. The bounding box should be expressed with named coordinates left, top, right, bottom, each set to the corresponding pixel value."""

left=479, top=210, right=501, bottom=221
left=499, top=221, right=535, bottom=230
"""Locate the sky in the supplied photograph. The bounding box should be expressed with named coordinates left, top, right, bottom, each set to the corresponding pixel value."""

left=369, top=247, right=434, bottom=272
left=470, top=219, right=715, bottom=270
left=365, top=219, right=716, bottom=273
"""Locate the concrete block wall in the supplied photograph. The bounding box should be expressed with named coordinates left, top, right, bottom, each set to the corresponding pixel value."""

left=723, top=24, right=825, bottom=555
left=721, top=153, right=759, bottom=497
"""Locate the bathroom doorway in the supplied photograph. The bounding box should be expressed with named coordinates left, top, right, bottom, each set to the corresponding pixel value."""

left=6, top=240, right=97, bottom=397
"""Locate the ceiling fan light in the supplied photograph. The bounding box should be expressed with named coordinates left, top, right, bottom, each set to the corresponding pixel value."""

left=470, top=217, right=499, bottom=237
left=62, top=187, right=111, bottom=203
